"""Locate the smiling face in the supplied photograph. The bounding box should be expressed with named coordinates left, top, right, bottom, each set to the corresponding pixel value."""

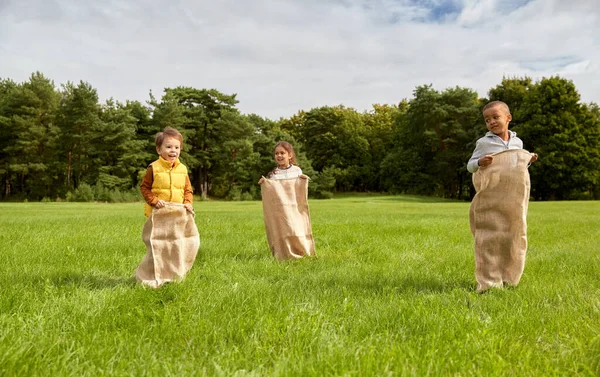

left=156, top=136, right=181, bottom=164
left=483, top=104, right=512, bottom=141
left=274, top=145, right=292, bottom=168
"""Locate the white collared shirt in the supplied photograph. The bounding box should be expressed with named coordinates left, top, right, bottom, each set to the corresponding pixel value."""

left=467, top=131, right=524, bottom=173
left=269, top=165, right=303, bottom=179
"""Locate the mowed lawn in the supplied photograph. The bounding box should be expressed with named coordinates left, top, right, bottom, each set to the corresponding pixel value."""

left=0, top=196, right=599, bottom=376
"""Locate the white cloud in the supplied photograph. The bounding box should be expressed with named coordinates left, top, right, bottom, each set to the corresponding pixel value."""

left=0, top=0, right=598, bottom=118
left=457, top=0, right=497, bottom=26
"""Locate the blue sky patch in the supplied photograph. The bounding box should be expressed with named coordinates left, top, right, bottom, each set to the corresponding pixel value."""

left=408, top=0, right=462, bottom=23
left=519, top=55, right=581, bottom=71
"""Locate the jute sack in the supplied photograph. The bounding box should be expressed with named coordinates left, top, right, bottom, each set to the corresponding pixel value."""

left=469, top=149, right=533, bottom=292
left=135, top=203, right=200, bottom=288
left=261, top=177, right=316, bottom=261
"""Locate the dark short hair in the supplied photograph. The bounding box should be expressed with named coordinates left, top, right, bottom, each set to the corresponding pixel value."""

left=482, top=101, right=510, bottom=114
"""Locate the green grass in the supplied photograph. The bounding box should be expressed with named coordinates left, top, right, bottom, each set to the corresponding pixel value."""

left=0, top=197, right=599, bottom=376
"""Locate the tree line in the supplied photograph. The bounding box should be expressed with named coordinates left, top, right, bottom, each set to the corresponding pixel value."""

left=1, top=72, right=598, bottom=202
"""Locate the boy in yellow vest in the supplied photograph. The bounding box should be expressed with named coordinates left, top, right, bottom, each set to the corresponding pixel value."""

left=140, top=127, right=194, bottom=215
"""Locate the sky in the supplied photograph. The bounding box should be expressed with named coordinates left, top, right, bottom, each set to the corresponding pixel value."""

left=1, top=0, right=598, bottom=119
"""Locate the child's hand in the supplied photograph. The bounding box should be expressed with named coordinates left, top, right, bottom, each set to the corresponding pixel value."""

left=258, top=176, right=266, bottom=184
left=155, top=200, right=166, bottom=209
left=299, top=174, right=309, bottom=180
left=184, top=203, right=194, bottom=213
left=478, top=155, right=494, bottom=169
left=529, top=153, right=538, bottom=164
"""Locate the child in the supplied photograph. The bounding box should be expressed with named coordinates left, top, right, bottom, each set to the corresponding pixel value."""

left=258, top=141, right=314, bottom=261
left=136, top=127, right=199, bottom=288
left=468, top=101, right=537, bottom=292
left=140, top=127, right=194, bottom=216
left=467, top=101, right=538, bottom=172
left=258, top=141, right=305, bottom=183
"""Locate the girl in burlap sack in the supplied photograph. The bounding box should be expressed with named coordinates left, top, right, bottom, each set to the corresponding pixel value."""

left=258, top=142, right=314, bottom=261
left=258, top=141, right=307, bottom=183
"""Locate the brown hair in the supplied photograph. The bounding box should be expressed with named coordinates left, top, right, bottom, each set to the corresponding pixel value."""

left=155, top=127, right=184, bottom=149
left=482, top=100, right=510, bottom=114
left=274, top=141, right=297, bottom=165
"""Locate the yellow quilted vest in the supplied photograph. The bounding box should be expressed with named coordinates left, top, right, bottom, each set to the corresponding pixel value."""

left=144, top=156, right=189, bottom=216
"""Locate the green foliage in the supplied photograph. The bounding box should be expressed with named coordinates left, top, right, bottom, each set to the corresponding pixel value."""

left=156, top=87, right=241, bottom=199
left=362, top=103, right=405, bottom=190
left=70, top=183, right=94, bottom=202
left=65, top=183, right=141, bottom=203
left=0, top=73, right=61, bottom=200
left=225, top=186, right=256, bottom=201
left=95, top=100, right=149, bottom=190
left=226, top=186, right=242, bottom=201
left=383, top=85, right=480, bottom=199
left=103, top=185, right=139, bottom=202
left=310, top=166, right=337, bottom=199
left=509, top=76, right=600, bottom=200
left=300, top=106, right=371, bottom=191
left=488, top=76, right=533, bottom=121
left=56, top=81, right=104, bottom=190
left=0, top=72, right=598, bottom=201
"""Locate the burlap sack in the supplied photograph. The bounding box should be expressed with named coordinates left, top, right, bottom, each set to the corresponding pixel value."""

left=135, top=203, right=200, bottom=288
left=261, top=177, right=316, bottom=261
left=469, top=149, right=533, bottom=292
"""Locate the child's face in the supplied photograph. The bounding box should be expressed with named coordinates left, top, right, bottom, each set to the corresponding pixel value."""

left=483, top=105, right=512, bottom=138
left=274, top=146, right=292, bottom=168
left=157, top=136, right=181, bottom=164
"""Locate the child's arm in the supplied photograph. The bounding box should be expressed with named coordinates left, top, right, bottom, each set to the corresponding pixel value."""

left=478, top=155, right=494, bottom=169
left=183, top=176, right=194, bottom=213
left=259, top=169, right=276, bottom=184
left=467, top=140, right=487, bottom=173
left=297, top=166, right=308, bottom=179
left=468, top=137, right=504, bottom=172
left=140, top=166, right=165, bottom=208
left=529, top=153, right=538, bottom=164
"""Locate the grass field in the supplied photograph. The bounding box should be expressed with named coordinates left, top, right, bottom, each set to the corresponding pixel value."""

left=0, top=196, right=599, bottom=376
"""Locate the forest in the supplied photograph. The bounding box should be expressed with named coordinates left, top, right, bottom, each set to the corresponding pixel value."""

left=1, top=72, right=599, bottom=201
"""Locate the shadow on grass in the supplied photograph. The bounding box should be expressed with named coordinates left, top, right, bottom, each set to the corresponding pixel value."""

left=46, top=273, right=136, bottom=289
left=376, top=195, right=464, bottom=204
left=228, top=251, right=274, bottom=261
left=315, top=274, right=475, bottom=294
left=330, top=193, right=467, bottom=203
